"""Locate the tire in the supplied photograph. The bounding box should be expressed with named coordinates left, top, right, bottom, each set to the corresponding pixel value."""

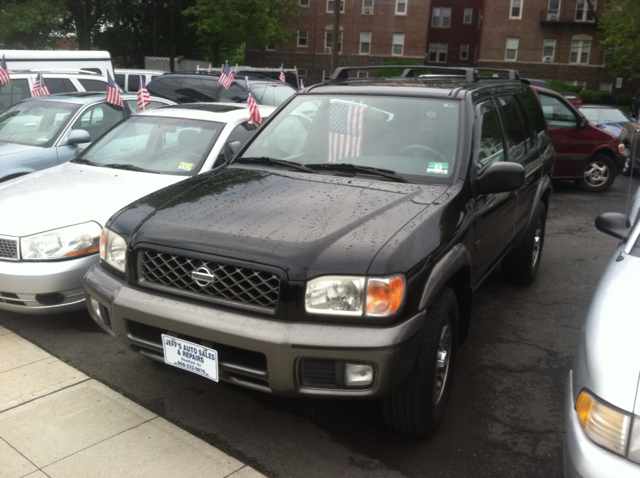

left=382, top=287, right=459, bottom=437
left=501, top=200, right=546, bottom=286
left=576, top=154, right=616, bottom=192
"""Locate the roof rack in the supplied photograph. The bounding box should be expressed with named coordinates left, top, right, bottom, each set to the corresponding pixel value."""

left=8, top=68, right=100, bottom=76
left=330, top=65, right=520, bottom=83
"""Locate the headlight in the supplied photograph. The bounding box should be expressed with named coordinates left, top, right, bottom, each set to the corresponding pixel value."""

left=305, top=275, right=404, bottom=317
left=576, top=390, right=631, bottom=456
left=99, top=227, right=127, bottom=273
left=20, top=222, right=101, bottom=260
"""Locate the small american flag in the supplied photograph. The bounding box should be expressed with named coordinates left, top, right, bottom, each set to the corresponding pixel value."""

left=0, top=55, right=11, bottom=86
left=328, top=102, right=366, bottom=162
left=218, top=61, right=234, bottom=90
left=31, top=72, right=51, bottom=97
left=106, top=71, right=124, bottom=110
left=245, top=78, right=263, bottom=126
left=279, top=64, right=286, bottom=83
left=137, top=75, right=151, bottom=110
left=300, top=79, right=305, bottom=88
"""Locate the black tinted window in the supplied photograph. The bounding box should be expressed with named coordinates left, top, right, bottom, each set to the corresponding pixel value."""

left=176, top=77, right=221, bottom=103
left=499, top=95, right=527, bottom=161
left=45, top=78, right=76, bottom=94
left=148, top=76, right=184, bottom=101
left=78, top=79, right=108, bottom=92
left=128, top=75, right=140, bottom=91
left=519, top=87, right=547, bottom=137
left=475, top=101, right=505, bottom=174
left=115, top=74, right=125, bottom=88
left=219, top=83, right=247, bottom=103
left=0, top=79, right=29, bottom=109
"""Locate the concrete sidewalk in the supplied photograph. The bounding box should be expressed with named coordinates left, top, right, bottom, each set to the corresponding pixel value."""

left=0, top=324, right=265, bottom=478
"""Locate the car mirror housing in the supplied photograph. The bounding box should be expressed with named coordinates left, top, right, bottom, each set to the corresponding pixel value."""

left=595, top=212, right=631, bottom=240
left=578, top=117, right=589, bottom=130
left=476, top=162, right=525, bottom=194
left=224, top=140, right=242, bottom=161
left=67, top=129, right=91, bottom=145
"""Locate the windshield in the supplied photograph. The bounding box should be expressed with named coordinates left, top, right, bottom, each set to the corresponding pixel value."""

left=238, top=95, right=460, bottom=183
left=78, top=115, right=223, bottom=175
left=251, top=84, right=296, bottom=107
left=581, top=107, right=629, bottom=123
left=0, top=101, right=80, bottom=147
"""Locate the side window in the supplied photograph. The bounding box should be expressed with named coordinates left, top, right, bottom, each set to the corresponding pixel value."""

left=475, top=101, right=505, bottom=175
left=0, top=79, right=30, bottom=109
left=114, top=74, right=125, bottom=89
left=71, top=104, right=125, bottom=141
left=178, top=78, right=220, bottom=102
left=539, top=93, right=578, bottom=128
left=519, top=87, right=547, bottom=141
left=45, top=78, right=75, bottom=94
left=77, top=79, right=108, bottom=92
left=498, top=95, right=527, bottom=161
left=219, top=83, right=248, bottom=103
left=148, top=76, right=184, bottom=102
left=128, top=75, right=141, bottom=92
left=216, top=122, right=257, bottom=164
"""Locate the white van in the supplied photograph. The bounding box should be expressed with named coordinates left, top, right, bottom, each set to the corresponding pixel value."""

left=114, top=69, right=166, bottom=92
left=0, top=50, right=114, bottom=78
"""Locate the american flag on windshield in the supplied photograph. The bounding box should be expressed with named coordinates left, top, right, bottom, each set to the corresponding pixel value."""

left=218, top=61, right=234, bottom=90
left=106, top=71, right=124, bottom=110
left=328, top=102, right=365, bottom=162
left=31, top=72, right=50, bottom=97
left=0, top=55, right=11, bottom=86
left=137, top=75, right=151, bottom=110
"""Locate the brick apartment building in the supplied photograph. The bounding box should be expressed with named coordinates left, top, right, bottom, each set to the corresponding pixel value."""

left=477, top=0, right=636, bottom=94
left=426, top=0, right=482, bottom=66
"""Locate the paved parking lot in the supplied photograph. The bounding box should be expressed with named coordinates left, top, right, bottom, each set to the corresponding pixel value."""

left=1, top=175, right=638, bottom=478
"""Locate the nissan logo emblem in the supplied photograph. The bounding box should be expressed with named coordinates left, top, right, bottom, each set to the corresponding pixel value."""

left=191, top=266, right=216, bottom=287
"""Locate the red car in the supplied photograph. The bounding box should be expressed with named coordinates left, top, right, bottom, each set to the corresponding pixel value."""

left=532, top=87, right=626, bottom=192
left=560, top=91, right=583, bottom=106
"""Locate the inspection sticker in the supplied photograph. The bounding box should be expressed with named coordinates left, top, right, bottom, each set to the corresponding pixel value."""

left=427, top=162, right=449, bottom=174
left=162, top=334, right=218, bottom=381
left=178, top=162, right=194, bottom=171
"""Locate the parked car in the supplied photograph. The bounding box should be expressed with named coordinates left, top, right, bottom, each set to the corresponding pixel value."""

left=0, top=103, right=274, bottom=314
left=114, top=69, right=166, bottom=92
left=532, top=87, right=626, bottom=192
left=0, top=92, right=130, bottom=182
left=579, top=104, right=630, bottom=137
left=0, top=70, right=112, bottom=110
left=620, top=118, right=640, bottom=175
left=147, top=72, right=296, bottom=107
left=120, top=93, right=175, bottom=113
left=560, top=92, right=583, bottom=106
left=84, top=66, right=553, bottom=437
left=564, top=187, right=640, bottom=477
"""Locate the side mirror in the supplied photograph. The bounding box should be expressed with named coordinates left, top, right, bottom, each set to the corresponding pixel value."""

left=595, top=212, right=631, bottom=240
left=477, top=162, right=525, bottom=194
left=578, top=117, right=589, bottom=129
left=224, top=140, right=242, bottom=161
left=67, top=129, right=91, bottom=145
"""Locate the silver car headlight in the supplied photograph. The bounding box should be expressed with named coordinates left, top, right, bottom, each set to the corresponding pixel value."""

left=99, top=227, right=127, bottom=273
left=20, top=221, right=101, bottom=260
left=305, top=275, right=404, bottom=317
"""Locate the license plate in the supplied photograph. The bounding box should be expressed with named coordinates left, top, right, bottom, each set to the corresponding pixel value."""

left=161, top=334, right=218, bottom=382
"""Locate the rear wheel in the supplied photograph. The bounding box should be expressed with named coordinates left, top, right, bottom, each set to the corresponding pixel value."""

left=576, top=154, right=616, bottom=192
left=382, top=287, right=459, bottom=437
left=622, top=144, right=633, bottom=177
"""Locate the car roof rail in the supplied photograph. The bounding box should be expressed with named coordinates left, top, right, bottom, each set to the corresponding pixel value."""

left=8, top=68, right=100, bottom=76
left=330, top=65, right=520, bottom=83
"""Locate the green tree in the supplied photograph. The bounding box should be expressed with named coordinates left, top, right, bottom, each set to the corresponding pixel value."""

left=64, top=0, right=113, bottom=50
left=599, top=0, right=640, bottom=80
left=183, top=0, right=299, bottom=66
left=0, top=0, right=67, bottom=48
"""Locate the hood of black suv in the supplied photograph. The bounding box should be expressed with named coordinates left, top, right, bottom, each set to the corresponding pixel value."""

left=116, top=166, right=448, bottom=280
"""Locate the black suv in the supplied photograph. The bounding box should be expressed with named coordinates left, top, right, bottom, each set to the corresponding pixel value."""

left=85, top=66, right=553, bottom=437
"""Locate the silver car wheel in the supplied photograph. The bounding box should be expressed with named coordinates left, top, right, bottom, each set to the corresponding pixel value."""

left=531, top=223, right=542, bottom=267
left=433, top=321, right=452, bottom=405
left=583, top=160, right=610, bottom=187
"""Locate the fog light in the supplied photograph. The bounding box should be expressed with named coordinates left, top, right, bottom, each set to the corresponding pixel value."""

left=89, top=297, right=102, bottom=320
left=344, top=363, right=374, bottom=388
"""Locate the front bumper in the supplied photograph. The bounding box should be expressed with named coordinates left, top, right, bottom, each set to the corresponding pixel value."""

left=564, top=369, right=640, bottom=478
left=84, top=263, right=426, bottom=397
left=0, top=254, right=98, bottom=314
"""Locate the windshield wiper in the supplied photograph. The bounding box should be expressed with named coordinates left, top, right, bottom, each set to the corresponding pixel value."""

left=234, top=157, right=316, bottom=173
left=101, top=163, right=159, bottom=173
left=306, top=163, right=408, bottom=183
left=70, top=158, right=97, bottom=166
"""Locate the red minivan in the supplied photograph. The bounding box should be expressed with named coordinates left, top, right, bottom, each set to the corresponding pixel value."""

left=532, top=86, right=626, bottom=192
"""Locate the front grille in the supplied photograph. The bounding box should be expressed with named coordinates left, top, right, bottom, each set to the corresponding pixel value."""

left=137, top=250, right=281, bottom=311
left=300, top=359, right=341, bottom=389
left=0, top=237, right=18, bottom=260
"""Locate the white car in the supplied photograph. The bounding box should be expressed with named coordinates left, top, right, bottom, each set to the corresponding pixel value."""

left=0, top=103, right=273, bottom=314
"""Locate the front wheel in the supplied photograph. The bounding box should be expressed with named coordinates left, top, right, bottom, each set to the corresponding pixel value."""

left=576, top=154, right=616, bottom=192
left=382, top=287, right=459, bottom=437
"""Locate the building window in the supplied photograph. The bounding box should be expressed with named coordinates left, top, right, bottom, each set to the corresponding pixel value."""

left=299, top=0, right=309, bottom=5
left=460, top=44, right=469, bottom=60
left=510, top=0, right=522, bottom=19
left=432, top=7, right=452, bottom=27
left=463, top=8, right=473, bottom=24
left=297, top=30, right=308, bottom=47
left=428, top=43, right=448, bottom=63
left=575, top=0, right=595, bottom=21
left=327, top=0, right=344, bottom=12
left=325, top=31, right=343, bottom=54
left=505, top=38, right=519, bottom=61
left=323, top=70, right=331, bottom=81
left=360, top=32, right=371, bottom=54
left=392, top=33, right=405, bottom=55
left=567, top=80, right=586, bottom=89
left=600, top=83, right=612, bottom=92
left=547, top=0, right=559, bottom=18
left=363, top=0, right=374, bottom=14
left=396, top=0, right=407, bottom=14
left=570, top=39, right=591, bottom=64
left=542, top=39, right=555, bottom=62
left=357, top=71, right=369, bottom=78
left=266, top=42, right=276, bottom=51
